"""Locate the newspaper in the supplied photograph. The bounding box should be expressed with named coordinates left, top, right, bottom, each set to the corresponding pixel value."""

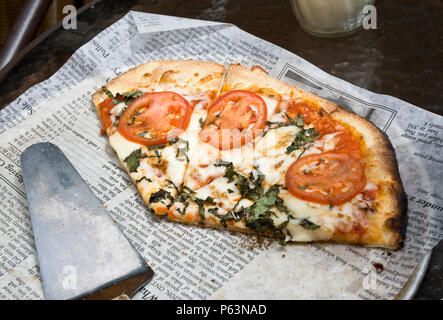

left=0, top=11, right=441, bottom=300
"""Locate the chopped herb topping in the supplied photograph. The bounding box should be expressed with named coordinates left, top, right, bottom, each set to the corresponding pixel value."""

left=177, top=202, right=189, bottom=215
left=263, top=113, right=298, bottom=136
left=101, top=86, right=114, bottom=98
left=149, top=189, right=174, bottom=204
left=168, top=137, right=189, bottom=162
left=248, top=185, right=280, bottom=219
left=211, top=210, right=242, bottom=228
left=166, top=179, right=179, bottom=193
left=286, top=127, right=321, bottom=155
left=299, top=219, right=320, bottom=230
left=195, top=197, right=216, bottom=223
left=147, top=144, right=165, bottom=150
left=214, top=160, right=266, bottom=200
left=211, top=159, right=291, bottom=241
left=214, top=160, right=236, bottom=182
left=295, top=113, right=304, bottom=127
left=136, top=176, right=152, bottom=183
left=124, top=149, right=145, bottom=172
left=102, top=86, right=144, bottom=106
left=122, top=90, right=144, bottom=105
left=177, top=143, right=189, bottom=162
left=168, top=184, right=215, bottom=222
left=267, top=113, right=319, bottom=155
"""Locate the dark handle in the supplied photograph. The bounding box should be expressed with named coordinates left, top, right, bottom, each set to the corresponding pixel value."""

left=82, top=266, right=155, bottom=300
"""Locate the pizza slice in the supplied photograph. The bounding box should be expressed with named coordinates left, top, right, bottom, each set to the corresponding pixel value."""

left=92, top=60, right=225, bottom=214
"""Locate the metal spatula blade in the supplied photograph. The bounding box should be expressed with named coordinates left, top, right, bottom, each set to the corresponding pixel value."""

left=21, top=142, right=154, bottom=300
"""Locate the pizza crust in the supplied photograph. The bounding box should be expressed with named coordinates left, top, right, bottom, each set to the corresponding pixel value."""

left=223, top=63, right=339, bottom=114
left=92, top=59, right=225, bottom=106
left=331, top=109, right=405, bottom=248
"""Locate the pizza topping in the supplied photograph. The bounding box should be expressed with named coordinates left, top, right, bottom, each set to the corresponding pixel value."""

left=210, top=210, right=240, bottom=228
left=98, top=98, right=119, bottom=134
left=98, top=87, right=145, bottom=134
left=233, top=184, right=289, bottom=241
left=118, top=91, right=193, bottom=146
left=200, top=90, right=267, bottom=149
left=136, top=176, right=152, bottom=183
left=169, top=137, right=190, bottom=162
left=286, top=100, right=321, bottom=124
left=124, top=149, right=145, bottom=172
left=124, top=141, right=187, bottom=173
left=263, top=112, right=301, bottom=136
left=362, top=182, right=378, bottom=201
left=285, top=152, right=366, bottom=205
left=312, top=118, right=362, bottom=158
left=299, top=218, right=321, bottom=230
left=165, top=182, right=217, bottom=222
left=149, top=189, right=174, bottom=206
left=210, top=160, right=291, bottom=240
left=285, top=117, right=321, bottom=155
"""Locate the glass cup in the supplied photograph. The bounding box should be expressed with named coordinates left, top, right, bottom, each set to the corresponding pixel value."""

left=290, top=0, right=375, bottom=37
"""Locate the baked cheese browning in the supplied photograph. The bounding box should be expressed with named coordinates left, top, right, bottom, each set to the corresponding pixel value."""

left=92, top=60, right=405, bottom=249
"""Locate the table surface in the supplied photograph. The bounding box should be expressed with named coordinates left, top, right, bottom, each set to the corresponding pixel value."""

left=0, top=0, right=441, bottom=299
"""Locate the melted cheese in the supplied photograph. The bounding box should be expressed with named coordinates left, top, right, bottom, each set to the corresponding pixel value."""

left=106, top=82, right=376, bottom=243
left=108, top=88, right=213, bottom=205
left=109, top=131, right=142, bottom=159
left=258, top=94, right=279, bottom=116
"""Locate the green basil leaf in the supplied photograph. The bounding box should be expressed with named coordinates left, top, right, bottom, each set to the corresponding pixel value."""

left=124, top=149, right=144, bottom=172
left=299, top=219, right=320, bottom=230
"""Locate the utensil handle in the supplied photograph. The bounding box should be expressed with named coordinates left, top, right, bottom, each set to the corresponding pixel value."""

left=82, top=267, right=154, bottom=300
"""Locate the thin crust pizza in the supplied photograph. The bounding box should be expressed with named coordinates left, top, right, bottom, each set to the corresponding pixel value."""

left=92, top=60, right=405, bottom=249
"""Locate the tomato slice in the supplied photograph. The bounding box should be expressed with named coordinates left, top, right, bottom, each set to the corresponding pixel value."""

left=285, top=152, right=366, bottom=205
left=200, top=90, right=267, bottom=149
left=98, top=97, right=123, bottom=135
left=286, top=101, right=320, bottom=125
left=118, top=92, right=192, bottom=146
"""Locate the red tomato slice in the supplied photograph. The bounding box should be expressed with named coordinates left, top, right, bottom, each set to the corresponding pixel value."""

left=200, top=90, right=267, bottom=149
left=118, top=92, right=192, bottom=146
left=98, top=97, right=123, bottom=135
left=285, top=152, right=366, bottom=205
